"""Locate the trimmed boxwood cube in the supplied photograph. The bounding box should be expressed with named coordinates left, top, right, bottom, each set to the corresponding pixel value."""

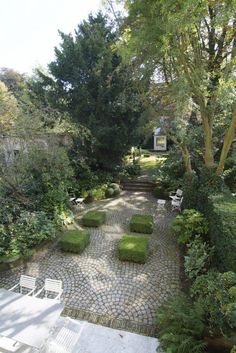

left=129, top=214, right=154, bottom=234
left=82, top=211, right=106, bottom=227
left=118, top=234, right=149, bottom=264
left=59, top=230, right=90, bottom=253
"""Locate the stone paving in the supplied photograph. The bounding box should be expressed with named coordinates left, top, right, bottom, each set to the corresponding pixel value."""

left=0, top=191, right=180, bottom=329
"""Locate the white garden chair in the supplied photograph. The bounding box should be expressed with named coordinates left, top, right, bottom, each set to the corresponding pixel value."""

left=169, top=188, right=183, bottom=200
left=44, top=318, right=85, bottom=353
left=35, top=278, right=63, bottom=301
left=9, top=275, right=36, bottom=296
left=171, top=197, right=183, bottom=211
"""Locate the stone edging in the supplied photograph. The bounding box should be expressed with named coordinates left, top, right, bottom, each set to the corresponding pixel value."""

left=62, top=307, right=158, bottom=337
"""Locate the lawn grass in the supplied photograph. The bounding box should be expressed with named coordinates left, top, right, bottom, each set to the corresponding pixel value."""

left=59, top=229, right=90, bottom=253
left=130, top=214, right=154, bottom=234
left=82, top=210, right=106, bottom=227
left=138, top=155, right=167, bottom=177
left=118, top=234, right=149, bottom=264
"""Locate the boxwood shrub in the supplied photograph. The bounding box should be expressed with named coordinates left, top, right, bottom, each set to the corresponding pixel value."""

left=130, top=214, right=154, bottom=234
left=118, top=234, right=149, bottom=264
left=207, top=193, right=236, bottom=272
left=59, top=230, right=90, bottom=253
left=82, top=211, right=106, bottom=227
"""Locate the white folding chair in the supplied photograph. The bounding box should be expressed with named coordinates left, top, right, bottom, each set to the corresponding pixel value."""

left=171, top=197, right=183, bottom=211
left=44, top=318, right=85, bottom=353
left=169, top=188, right=183, bottom=200
left=9, top=275, right=36, bottom=296
left=35, top=278, right=63, bottom=301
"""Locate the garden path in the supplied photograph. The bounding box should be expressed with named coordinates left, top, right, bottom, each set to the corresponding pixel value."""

left=0, top=191, right=180, bottom=335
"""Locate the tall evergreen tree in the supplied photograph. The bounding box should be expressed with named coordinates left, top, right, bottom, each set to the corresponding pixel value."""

left=29, top=13, right=147, bottom=169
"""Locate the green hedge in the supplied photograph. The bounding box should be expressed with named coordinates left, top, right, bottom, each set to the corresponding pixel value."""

left=130, top=214, right=154, bottom=234
left=208, top=193, right=236, bottom=272
left=59, top=230, right=90, bottom=253
left=82, top=211, right=106, bottom=227
left=118, top=234, right=149, bottom=264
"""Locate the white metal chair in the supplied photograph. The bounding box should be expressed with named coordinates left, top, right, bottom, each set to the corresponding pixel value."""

left=169, top=188, right=183, bottom=200
left=35, top=278, right=63, bottom=301
left=44, top=318, right=85, bottom=353
left=171, top=197, right=183, bottom=211
left=9, top=275, right=36, bottom=296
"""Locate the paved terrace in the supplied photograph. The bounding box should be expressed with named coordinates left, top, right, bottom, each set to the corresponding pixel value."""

left=0, top=191, right=180, bottom=335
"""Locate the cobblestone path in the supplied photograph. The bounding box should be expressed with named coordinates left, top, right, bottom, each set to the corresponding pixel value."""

left=0, top=191, right=180, bottom=330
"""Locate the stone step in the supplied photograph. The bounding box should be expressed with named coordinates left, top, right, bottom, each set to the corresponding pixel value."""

left=121, top=181, right=155, bottom=192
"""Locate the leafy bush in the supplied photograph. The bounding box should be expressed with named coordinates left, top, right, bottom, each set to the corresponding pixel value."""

left=153, top=185, right=169, bottom=199
left=191, top=271, right=236, bottom=338
left=129, top=214, right=154, bottom=234
left=83, top=183, right=107, bottom=202
left=59, top=229, right=90, bottom=253
left=156, top=294, right=206, bottom=353
left=184, top=236, right=214, bottom=280
left=105, top=187, right=115, bottom=198
left=54, top=209, right=74, bottom=227
left=0, top=211, right=56, bottom=256
left=105, top=183, right=121, bottom=198
left=118, top=234, right=149, bottom=264
left=224, top=150, right=236, bottom=192
left=171, top=209, right=209, bottom=244
left=14, top=211, right=56, bottom=251
left=125, top=164, right=141, bottom=176
left=82, top=211, right=106, bottom=227
left=153, top=150, right=185, bottom=189
left=207, top=193, right=236, bottom=272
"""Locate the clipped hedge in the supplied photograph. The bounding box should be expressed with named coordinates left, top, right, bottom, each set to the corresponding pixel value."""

left=130, top=214, right=154, bottom=234
left=59, top=229, right=90, bottom=253
left=208, top=193, right=236, bottom=272
left=118, top=234, right=149, bottom=264
left=82, top=211, right=106, bottom=227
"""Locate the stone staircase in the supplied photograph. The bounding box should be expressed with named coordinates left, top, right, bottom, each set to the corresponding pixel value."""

left=121, top=180, right=155, bottom=192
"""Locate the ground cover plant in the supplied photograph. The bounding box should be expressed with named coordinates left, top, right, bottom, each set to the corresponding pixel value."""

left=59, top=229, right=90, bottom=254
left=118, top=234, right=149, bottom=264
left=130, top=214, right=154, bottom=234
left=82, top=211, right=106, bottom=227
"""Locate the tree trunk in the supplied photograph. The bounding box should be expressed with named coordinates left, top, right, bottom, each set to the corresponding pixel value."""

left=216, top=102, right=236, bottom=175
left=203, top=117, right=214, bottom=168
left=181, top=145, right=192, bottom=174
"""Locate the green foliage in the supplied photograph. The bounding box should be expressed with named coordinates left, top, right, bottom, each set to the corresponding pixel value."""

left=156, top=294, right=206, bottom=353
left=224, top=149, right=236, bottom=192
left=152, top=151, right=185, bottom=189
left=171, top=209, right=209, bottom=244
left=118, top=234, right=149, bottom=264
left=105, top=187, right=114, bottom=198
left=184, top=236, right=214, bottom=280
left=54, top=209, right=74, bottom=227
left=83, top=184, right=107, bottom=202
left=0, top=211, right=56, bottom=256
left=0, top=80, right=19, bottom=132
left=124, top=164, right=141, bottom=177
left=191, top=271, right=236, bottom=337
left=207, top=193, right=236, bottom=272
left=153, top=185, right=169, bottom=199
left=59, top=229, right=90, bottom=253
left=82, top=211, right=106, bottom=227
left=30, top=13, right=147, bottom=169
left=129, top=214, right=153, bottom=234
left=105, top=183, right=121, bottom=198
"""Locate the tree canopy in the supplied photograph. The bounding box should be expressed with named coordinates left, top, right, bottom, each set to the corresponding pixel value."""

left=123, top=0, right=236, bottom=175
left=30, top=12, right=147, bottom=169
